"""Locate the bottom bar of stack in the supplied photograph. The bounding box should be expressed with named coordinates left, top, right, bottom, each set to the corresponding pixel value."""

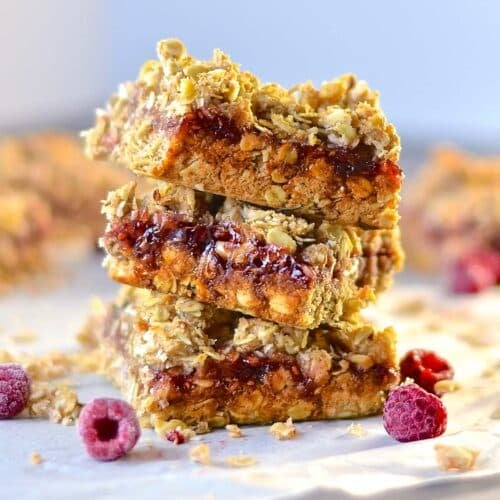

left=84, top=286, right=399, bottom=429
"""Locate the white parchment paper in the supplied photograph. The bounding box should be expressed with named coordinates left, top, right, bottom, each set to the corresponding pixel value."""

left=0, top=255, right=499, bottom=499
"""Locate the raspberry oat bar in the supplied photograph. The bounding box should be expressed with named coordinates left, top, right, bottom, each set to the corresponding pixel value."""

left=0, top=132, right=129, bottom=242
left=0, top=189, right=51, bottom=290
left=84, top=286, right=398, bottom=428
left=403, top=147, right=500, bottom=272
left=84, top=39, right=402, bottom=229
left=102, top=182, right=403, bottom=328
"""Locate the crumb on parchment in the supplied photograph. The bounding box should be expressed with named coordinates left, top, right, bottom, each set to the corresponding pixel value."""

left=346, top=422, right=367, bottom=437
left=225, top=424, right=243, bottom=438
left=434, top=444, right=480, bottom=472
left=30, top=452, right=43, bottom=465
left=269, top=417, right=298, bottom=440
left=189, top=443, right=211, bottom=465
left=225, top=455, right=257, bottom=468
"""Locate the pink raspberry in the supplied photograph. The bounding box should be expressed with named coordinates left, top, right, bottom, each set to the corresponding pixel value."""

left=448, top=249, right=500, bottom=294
left=78, top=398, right=141, bottom=461
left=0, top=363, right=31, bottom=419
left=400, top=349, right=454, bottom=396
left=166, top=429, right=186, bottom=445
left=383, top=383, right=447, bottom=442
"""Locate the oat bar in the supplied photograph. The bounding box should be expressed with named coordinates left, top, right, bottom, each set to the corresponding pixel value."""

left=84, top=286, right=399, bottom=428
left=102, top=182, right=403, bottom=328
left=84, top=39, right=402, bottom=229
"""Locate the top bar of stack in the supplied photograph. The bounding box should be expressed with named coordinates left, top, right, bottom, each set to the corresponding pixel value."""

left=85, top=39, right=402, bottom=229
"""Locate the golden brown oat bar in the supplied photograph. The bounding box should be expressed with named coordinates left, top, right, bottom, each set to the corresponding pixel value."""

left=102, top=182, right=403, bottom=328
left=403, top=147, right=500, bottom=271
left=0, top=132, right=130, bottom=242
left=84, top=39, right=402, bottom=229
left=84, top=286, right=398, bottom=429
left=0, top=189, right=52, bottom=290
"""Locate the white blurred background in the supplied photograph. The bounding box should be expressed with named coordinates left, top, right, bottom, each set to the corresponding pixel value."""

left=1, top=0, right=499, bottom=167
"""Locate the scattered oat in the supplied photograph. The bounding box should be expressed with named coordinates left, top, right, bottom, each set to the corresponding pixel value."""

left=434, top=444, right=480, bottom=472
left=346, top=422, right=367, bottom=437
left=434, top=379, right=461, bottom=394
left=189, top=443, right=211, bottom=465
left=225, top=424, right=243, bottom=438
left=225, top=455, right=257, bottom=468
left=392, top=297, right=426, bottom=315
left=23, top=381, right=82, bottom=425
left=30, top=452, right=43, bottom=465
left=10, top=330, right=38, bottom=344
left=490, top=407, right=500, bottom=419
left=269, top=417, right=298, bottom=440
left=194, top=421, right=211, bottom=434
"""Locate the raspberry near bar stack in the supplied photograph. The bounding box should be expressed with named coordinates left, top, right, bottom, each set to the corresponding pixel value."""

left=83, top=39, right=403, bottom=430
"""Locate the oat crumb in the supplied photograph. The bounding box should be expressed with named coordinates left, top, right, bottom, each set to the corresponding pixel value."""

left=434, top=444, right=480, bottom=472
left=346, top=422, right=367, bottom=437
left=434, top=379, right=461, bottom=394
left=225, top=455, right=257, bottom=468
left=269, top=417, right=298, bottom=440
left=225, top=424, right=243, bottom=438
left=189, top=443, right=211, bottom=465
left=490, top=407, right=500, bottom=419
left=30, top=452, right=43, bottom=465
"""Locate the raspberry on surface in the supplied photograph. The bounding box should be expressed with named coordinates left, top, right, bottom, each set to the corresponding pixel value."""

left=448, top=249, right=500, bottom=294
left=399, top=349, right=454, bottom=396
left=0, top=363, right=31, bottom=419
left=383, top=383, right=447, bottom=442
left=78, top=398, right=140, bottom=461
left=165, top=429, right=186, bottom=445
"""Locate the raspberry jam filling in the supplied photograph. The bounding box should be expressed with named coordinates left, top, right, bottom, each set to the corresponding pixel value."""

left=149, top=351, right=394, bottom=403
left=105, top=210, right=312, bottom=286
left=152, top=106, right=401, bottom=182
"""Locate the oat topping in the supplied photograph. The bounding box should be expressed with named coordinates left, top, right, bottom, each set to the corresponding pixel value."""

left=269, top=418, right=298, bottom=440
left=189, top=443, right=212, bottom=465
left=434, top=379, right=461, bottom=395
left=85, top=39, right=399, bottom=163
left=225, top=424, right=243, bottom=438
left=434, top=444, right=480, bottom=472
left=225, top=455, right=257, bottom=468
left=24, top=381, right=82, bottom=425
left=490, top=407, right=500, bottom=419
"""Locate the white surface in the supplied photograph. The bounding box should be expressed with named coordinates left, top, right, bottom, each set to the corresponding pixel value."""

left=0, top=255, right=499, bottom=499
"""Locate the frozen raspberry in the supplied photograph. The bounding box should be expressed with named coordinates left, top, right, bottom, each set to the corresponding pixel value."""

left=400, top=349, right=454, bottom=395
left=0, top=363, right=31, bottom=419
left=78, top=398, right=141, bottom=461
left=448, top=249, right=500, bottom=294
left=166, top=429, right=186, bottom=445
left=383, top=383, right=447, bottom=442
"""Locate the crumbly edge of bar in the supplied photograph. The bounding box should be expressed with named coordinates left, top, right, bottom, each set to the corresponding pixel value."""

left=84, top=39, right=400, bottom=164
left=94, top=311, right=398, bottom=428
left=102, top=182, right=401, bottom=326
left=83, top=285, right=397, bottom=376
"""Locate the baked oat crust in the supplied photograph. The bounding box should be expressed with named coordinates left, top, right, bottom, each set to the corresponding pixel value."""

left=102, top=182, right=403, bottom=328
left=84, top=286, right=399, bottom=428
left=84, top=39, right=402, bottom=229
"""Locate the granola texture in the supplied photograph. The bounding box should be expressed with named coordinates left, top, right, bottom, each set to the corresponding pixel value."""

left=0, top=132, right=130, bottom=243
left=84, top=286, right=398, bottom=428
left=0, top=188, right=52, bottom=290
left=403, top=147, right=500, bottom=270
left=102, top=182, right=403, bottom=328
left=84, top=39, right=402, bottom=229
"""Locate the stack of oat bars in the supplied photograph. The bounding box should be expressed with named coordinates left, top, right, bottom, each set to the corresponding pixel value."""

left=82, top=39, right=404, bottom=431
